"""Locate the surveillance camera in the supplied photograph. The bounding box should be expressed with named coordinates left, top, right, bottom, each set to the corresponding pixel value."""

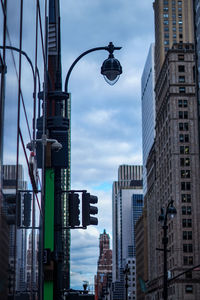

left=51, top=141, right=62, bottom=152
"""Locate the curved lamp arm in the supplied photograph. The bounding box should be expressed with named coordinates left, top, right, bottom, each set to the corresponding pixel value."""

left=0, top=45, right=41, bottom=91
left=64, top=42, right=122, bottom=93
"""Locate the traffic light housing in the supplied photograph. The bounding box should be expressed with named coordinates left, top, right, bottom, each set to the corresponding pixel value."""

left=23, top=192, right=32, bottom=227
left=4, top=193, right=21, bottom=226
left=82, top=192, right=98, bottom=227
left=68, top=193, right=80, bottom=227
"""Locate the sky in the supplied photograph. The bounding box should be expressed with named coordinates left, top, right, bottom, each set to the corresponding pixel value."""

left=1, top=0, right=154, bottom=291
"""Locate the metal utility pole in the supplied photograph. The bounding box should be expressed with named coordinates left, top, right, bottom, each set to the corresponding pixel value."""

left=36, top=0, right=69, bottom=299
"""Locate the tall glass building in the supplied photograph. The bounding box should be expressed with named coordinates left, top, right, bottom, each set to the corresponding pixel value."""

left=141, top=44, right=155, bottom=196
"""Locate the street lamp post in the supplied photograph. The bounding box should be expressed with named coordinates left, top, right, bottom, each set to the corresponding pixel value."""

left=123, top=264, right=130, bottom=300
left=158, top=199, right=177, bottom=300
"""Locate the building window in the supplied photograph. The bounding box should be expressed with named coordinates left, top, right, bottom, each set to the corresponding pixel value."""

left=179, top=123, right=188, bottom=131
left=181, top=182, right=191, bottom=191
left=179, top=134, right=189, bottom=143
left=181, top=194, right=191, bottom=203
left=185, top=285, right=193, bottom=293
left=183, top=244, right=193, bottom=253
left=180, top=157, right=190, bottom=166
left=178, top=54, right=184, bottom=61
left=183, top=231, right=192, bottom=240
left=179, top=111, right=188, bottom=119
left=178, top=99, right=188, bottom=107
left=179, top=86, right=185, bottom=93
left=183, top=256, right=193, bottom=265
left=182, top=206, right=192, bottom=215
left=164, top=20, right=169, bottom=25
left=164, top=40, right=169, bottom=45
left=182, top=219, right=192, bottom=227
left=181, top=170, right=190, bottom=178
left=178, top=65, right=185, bottom=72
left=180, top=146, right=189, bottom=154
left=163, top=14, right=169, bottom=18
left=179, top=76, right=185, bottom=83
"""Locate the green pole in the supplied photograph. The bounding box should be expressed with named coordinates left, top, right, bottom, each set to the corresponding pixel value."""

left=44, top=169, right=54, bottom=300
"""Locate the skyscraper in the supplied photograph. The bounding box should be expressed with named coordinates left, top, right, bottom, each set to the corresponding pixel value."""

left=147, top=42, right=200, bottom=298
left=112, top=165, right=143, bottom=282
left=144, top=1, right=200, bottom=298
left=95, top=230, right=112, bottom=300
left=141, top=44, right=155, bottom=196
left=153, top=0, right=194, bottom=80
left=112, top=165, right=143, bottom=300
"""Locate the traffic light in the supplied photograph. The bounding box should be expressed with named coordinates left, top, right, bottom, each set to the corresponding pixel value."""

left=68, top=193, right=80, bottom=227
left=4, top=193, right=21, bottom=226
left=23, top=192, right=32, bottom=227
left=82, top=192, right=98, bottom=227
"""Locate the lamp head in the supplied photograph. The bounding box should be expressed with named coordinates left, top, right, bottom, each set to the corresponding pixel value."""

left=101, top=42, right=122, bottom=85
left=167, top=200, right=177, bottom=218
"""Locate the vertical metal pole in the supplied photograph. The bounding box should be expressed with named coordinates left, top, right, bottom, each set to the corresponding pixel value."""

left=45, top=1, right=66, bottom=298
left=163, top=223, right=168, bottom=300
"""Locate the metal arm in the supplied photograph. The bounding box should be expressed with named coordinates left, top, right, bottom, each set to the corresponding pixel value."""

left=64, top=42, right=121, bottom=93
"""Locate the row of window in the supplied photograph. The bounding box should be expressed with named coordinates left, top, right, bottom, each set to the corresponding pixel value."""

left=163, top=0, right=182, bottom=7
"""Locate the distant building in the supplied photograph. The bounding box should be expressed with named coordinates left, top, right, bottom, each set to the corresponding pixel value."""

left=2, top=165, right=28, bottom=294
left=112, top=165, right=143, bottom=300
left=141, top=43, right=155, bottom=196
left=95, top=230, right=112, bottom=300
left=112, top=165, right=143, bottom=282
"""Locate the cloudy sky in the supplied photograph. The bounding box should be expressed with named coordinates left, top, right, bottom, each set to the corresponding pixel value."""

left=2, top=0, right=154, bottom=291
